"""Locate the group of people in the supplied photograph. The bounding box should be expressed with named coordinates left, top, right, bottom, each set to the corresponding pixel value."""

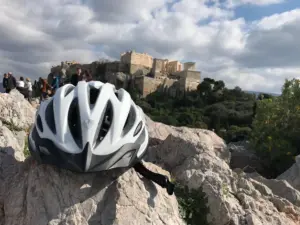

left=70, top=67, right=93, bottom=86
left=2, top=72, right=33, bottom=102
left=2, top=67, right=94, bottom=103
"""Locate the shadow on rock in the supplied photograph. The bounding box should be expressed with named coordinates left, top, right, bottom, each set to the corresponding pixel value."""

left=1, top=147, right=128, bottom=225
left=140, top=176, right=158, bottom=208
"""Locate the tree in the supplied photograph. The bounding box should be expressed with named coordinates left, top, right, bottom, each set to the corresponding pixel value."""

left=251, top=79, right=300, bottom=178
left=213, top=80, right=225, bottom=91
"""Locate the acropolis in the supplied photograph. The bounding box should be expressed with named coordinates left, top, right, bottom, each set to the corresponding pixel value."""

left=49, top=50, right=201, bottom=97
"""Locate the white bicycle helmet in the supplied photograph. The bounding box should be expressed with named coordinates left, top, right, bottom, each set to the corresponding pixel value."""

left=28, top=81, right=149, bottom=172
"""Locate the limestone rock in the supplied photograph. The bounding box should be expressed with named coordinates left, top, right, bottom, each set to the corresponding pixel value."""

left=277, top=155, right=300, bottom=191
left=0, top=117, right=183, bottom=225
left=146, top=121, right=300, bottom=225
left=228, top=141, right=263, bottom=173
left=0, top=153, right=184, bottom=225
left=2, top=97, right=300, bottom=224
left=0, top=90, right=36, bottom=130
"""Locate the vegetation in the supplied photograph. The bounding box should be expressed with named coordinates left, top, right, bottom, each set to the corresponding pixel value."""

left=175, top=184, right=210, bottom=225
left=2, top=118, right=23, bottom=132
left=133, top=78, right=258, bottom=143
left=251, top=78, right=300, bottom=178
left=24, top=135, right=30, bottom=158
left=133, top=77, right=300, bottom=178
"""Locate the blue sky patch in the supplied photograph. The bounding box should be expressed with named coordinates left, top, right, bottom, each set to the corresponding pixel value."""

left=234, top=0, right=300, bottom=21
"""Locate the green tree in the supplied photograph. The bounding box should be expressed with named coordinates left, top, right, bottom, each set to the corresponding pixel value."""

left=251, top=79, right=300, bottom=178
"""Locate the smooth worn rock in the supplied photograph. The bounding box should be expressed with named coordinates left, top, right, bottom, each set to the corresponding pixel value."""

left=0, top=109, right=184, bottom=225
left=277, top=155, right=300, bottom=191
left=1, top=156, right=183, bottom=225
left=146, top=119, right=300, bottom=225
left=0, top=90, right=36, bottom=130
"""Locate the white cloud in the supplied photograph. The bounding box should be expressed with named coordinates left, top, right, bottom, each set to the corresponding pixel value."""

left=0, top=0, right=298, bottom=94
left=226, top=0, right=285, bottom=8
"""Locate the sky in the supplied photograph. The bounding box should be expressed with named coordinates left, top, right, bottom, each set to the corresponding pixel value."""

left=1, top=0, right=300, bottom=94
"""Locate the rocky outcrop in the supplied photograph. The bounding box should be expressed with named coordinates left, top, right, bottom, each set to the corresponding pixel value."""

left=228, top=141, right=263, bottom=173
left=0, top=92, right=184, bottom=225
left=277, top=155, right=300, bottom=191
left=105, top=72, right=131, bottom=89
left=2, top=92, right=300, bottom=225
left=0, top=89, right=36, bottom=130
left=146, top=116, right=300, bottom=225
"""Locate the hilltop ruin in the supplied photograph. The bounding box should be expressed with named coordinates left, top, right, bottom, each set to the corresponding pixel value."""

left=49, top=50, right=201, bottom=97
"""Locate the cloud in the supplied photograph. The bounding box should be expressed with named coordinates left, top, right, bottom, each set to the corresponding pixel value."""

left=226, top=0, right=285, bottom=7
left=0, top=0, right=298, bottom=94
left=234, top=9, right=300, bottom=69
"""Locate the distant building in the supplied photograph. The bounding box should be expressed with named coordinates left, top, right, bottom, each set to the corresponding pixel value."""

left=50, top=50, right=201, bottom=98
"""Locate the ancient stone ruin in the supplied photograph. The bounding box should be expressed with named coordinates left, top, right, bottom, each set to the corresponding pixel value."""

left=48, top=50, right=201, bottom=98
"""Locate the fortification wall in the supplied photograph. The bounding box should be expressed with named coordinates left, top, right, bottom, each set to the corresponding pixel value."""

left=178, top=70, right=201, bottom=92
left=121, top=51, right=153, bottom=68
left=167, top=61, right=182, bottom=73
left=130, top=64, right=151, bottom=76
left=142, top=77, right=163, bottom=97
left=163, top=78, right=180, bottom=97
left=131, top=52, right=153, bottom=68
left=186, top=70, right=201, bottom=80
left=120, top=52, right=131, bottom=64
left=152, top=58, right=168, bottom=75
left=153, top=59, right=164, bottom=73
left=142, top=76, right=179, bottom=97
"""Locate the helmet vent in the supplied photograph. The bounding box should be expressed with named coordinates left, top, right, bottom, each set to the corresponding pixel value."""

left=133, top=121, right=143, bottom=137
left=64, top=86, right=74, bottom=97
left=122, top=105, right=136, bottom=136
left=45, top=99, right=56, bottom=134
left=89, top=86, right=101, bottom=105
left=94, top=100, right=113, bottom=146
left=68, top=98, right=83, bottom=149
left=37, top=115, right=43, bottom=132
left=115, top=91, right=121, bottom=101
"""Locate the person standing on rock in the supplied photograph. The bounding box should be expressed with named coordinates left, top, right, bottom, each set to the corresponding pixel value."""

left=6, top=72, right=17, bottom=93
left=17, top=76, right=25, bottom=88
left=70, top=67, right=81, bottom=86
left=40, top=78, right=51, bottom=102
left=25, top=78, right=33, bottom=103
left=2, top=73, right=8, bottom=93
left=51, top=73, right=60, bottom=95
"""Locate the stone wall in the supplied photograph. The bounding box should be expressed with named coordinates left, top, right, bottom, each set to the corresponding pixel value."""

left=121, top=51, right=153, bottom=68
left=140, top=76, right=179, bottom=97
left=141, top=77, right=163, bottom=97
left=152, top=59, right=169, bottom=75
left=167, top=61, right=182, bottom=73
left=163, top=78, right=180, bottom=97
left=130, top=64, right=151, bottom=76
left=178, top=70, right=201, bottom=92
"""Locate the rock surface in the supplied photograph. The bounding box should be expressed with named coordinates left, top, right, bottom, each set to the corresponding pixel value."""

left=0, top=90, right=36, bottom=130
left=146, top=116, right=300, bottom=225
left=0, top=93, right=184, bottom=225
left=277, top=155, right=300, bottom=191
left=228, top=141, right=263, bottom=173
left=2, top=92, right=300, bottom=225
